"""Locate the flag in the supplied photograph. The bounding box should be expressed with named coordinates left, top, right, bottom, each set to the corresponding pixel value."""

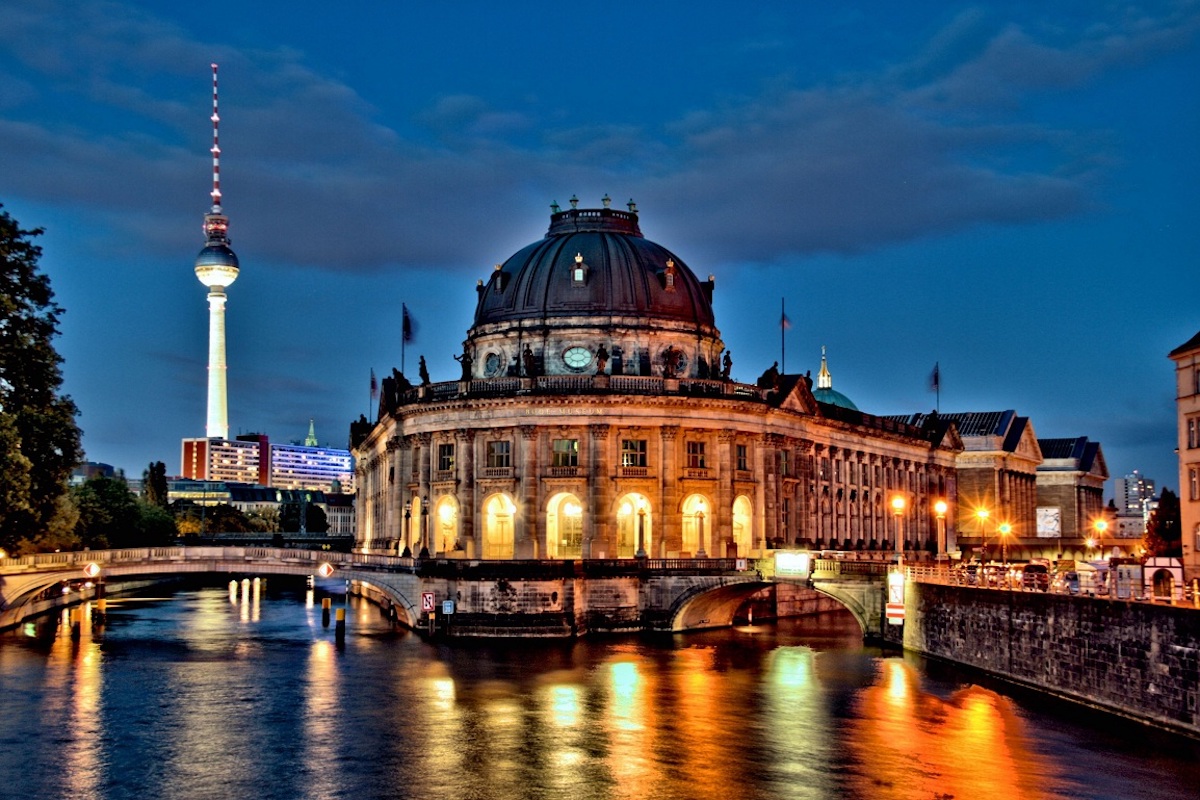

left=930, top=362, right=940, bottom=392
left=370, top=368, right=378, bottom=399
left=402, top=304, right=415, bottom=343
left=780, top=311, right=792, bottom=330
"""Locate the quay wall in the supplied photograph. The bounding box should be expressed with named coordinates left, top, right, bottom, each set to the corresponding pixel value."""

left=899, top=583, right=1200, bottom=736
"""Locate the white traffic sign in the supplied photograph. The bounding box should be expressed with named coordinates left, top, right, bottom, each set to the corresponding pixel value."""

left=421, top=592, right=435, bottom=611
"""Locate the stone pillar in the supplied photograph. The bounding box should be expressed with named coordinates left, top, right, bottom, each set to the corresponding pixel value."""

left=416, top=432, right=432, bottom=556
left=717, top=429, right=736, bottom=555
left=517, top=425, right=539, bottom=558
left=456, top=429, right=476, bottom=556
left=660, top=426, right=680, bottom=558
left=797, top=441, right=815, bottom=544
left=587, top=424, right=611, bottom=559
left=386, top=437, right=401, bottom=551
left=763, top=434, right=782, bottom=549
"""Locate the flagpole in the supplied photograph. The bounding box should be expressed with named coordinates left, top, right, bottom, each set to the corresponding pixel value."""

left=401, top=303, right=407, bottom=375
left=781, top=298, right=786, bottom=374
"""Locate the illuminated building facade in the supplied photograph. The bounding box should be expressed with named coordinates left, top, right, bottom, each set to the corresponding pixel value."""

left=1169, top=328, right=1200, bottom=580
left=352, top=201, right=962, bottom=559
left=181, top=433, right=355, bottom=494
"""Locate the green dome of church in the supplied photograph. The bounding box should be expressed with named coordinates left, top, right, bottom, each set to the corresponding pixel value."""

left=811, top=347, right=858, bottom=411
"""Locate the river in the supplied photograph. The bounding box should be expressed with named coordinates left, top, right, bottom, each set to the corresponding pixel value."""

left=1, top=581, right=1197, bottom=800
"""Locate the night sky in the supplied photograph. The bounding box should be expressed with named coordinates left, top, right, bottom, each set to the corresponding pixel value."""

left=2, top=1, right=1197, bottom=494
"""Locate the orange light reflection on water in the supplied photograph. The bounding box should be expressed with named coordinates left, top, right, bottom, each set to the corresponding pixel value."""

left=845, top=657, right=1069, bottom=799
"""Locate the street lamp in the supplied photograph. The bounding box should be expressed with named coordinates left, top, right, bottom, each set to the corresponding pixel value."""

left=419, top=497, right=430, bottom=558
left=1093, top=518, right=1108, bottom=561
left=636, top=498, right=648, bottom=559
left=696, top=499, right=707, bottom=558
left=976, top=508, right=990, bottom=563
left=402, top=500, right=412, bottom=557
left=998, top=522, right=1012, bottom=567
left=934, top=500, right=948, bottom=561
left=891, top=495, right=906, bottom=560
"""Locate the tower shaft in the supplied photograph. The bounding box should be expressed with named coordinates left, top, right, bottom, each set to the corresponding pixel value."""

left=205, top=287, right=230, bottom=439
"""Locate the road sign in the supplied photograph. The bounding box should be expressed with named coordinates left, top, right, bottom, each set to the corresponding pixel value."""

left=886, top=602, right=905, bottom=625
left=442, top=600, right=455, bottom=615
left=421, top=592, right=435, bottom=611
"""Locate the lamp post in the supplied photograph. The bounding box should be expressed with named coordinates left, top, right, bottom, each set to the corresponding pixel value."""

left=976, top=508, right=990, bottom=564
left=934, top=500, right=948, bottom=562
left=696, top=500, right=707, bottom=559
left=998, top=522, right=1012, bottom=567
left=402, top=500, right=412, bottom=557
left=636, top=499, right=647, bottom=559
left=1093, top=518, right=1108, bottom=561
left=419, top=497, right=430, bottom=559
left=891, top=495, right=906, bottom=561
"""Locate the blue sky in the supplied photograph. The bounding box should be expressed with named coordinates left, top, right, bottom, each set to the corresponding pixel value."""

left=1, top=1, right=1197, bottom=494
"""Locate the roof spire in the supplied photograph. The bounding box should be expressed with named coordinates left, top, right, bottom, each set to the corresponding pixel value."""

left=305, top=418, right=318, bottom=447
left=817, top=345, right=833, bottom=390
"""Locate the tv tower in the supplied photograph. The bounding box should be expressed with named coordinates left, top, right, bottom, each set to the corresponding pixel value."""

left=194, top=63, right=239, bottom=440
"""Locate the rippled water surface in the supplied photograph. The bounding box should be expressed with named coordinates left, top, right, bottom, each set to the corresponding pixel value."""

left=1, top=582, right=1198, bottom=800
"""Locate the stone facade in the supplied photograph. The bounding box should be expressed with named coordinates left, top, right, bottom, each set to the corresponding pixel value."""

left=1170, top=330, right=1200, bottom=581
left=900, top=582, right=1200, bottom=736
left=354, top=204, right=963, bottom=562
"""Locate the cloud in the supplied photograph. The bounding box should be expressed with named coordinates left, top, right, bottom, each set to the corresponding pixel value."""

left=1, top=0, right=1197, bottom=279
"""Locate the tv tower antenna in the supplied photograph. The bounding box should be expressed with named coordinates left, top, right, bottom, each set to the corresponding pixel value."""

left=194, top=63, right=240, bottom=440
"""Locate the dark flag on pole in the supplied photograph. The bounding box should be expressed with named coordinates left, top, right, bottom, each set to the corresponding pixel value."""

left=780, top=310, right=792, bottom=330
left=930, top=362, right=940, bottom=391
left=402, top=304, right=416, bottom=343
left=370, top=368, right=378, bottom=399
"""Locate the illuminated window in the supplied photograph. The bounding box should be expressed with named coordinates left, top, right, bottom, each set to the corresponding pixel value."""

left=438, top=443, right=455, bottom=472
left=487, top=441, right=510, bottom=469
left=552, top=439, right=579, bottom=468
left=1190, top=418, right=1198, bottom=449
left=736, top=444, right=748, bottom=472
left=687, top=441, right=706, bottom=469
left=621, top=439, right=647, bottom=468
left=1192, top=468, right=1198, bottom=502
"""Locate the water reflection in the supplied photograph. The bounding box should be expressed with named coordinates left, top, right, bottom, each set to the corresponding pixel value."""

left=2, top=586, right=1199, bottom=800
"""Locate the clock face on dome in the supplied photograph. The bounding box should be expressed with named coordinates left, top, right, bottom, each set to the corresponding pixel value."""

left=563, top=346, right=592, bottom=369
left=484, top=352, right=502, bottom=377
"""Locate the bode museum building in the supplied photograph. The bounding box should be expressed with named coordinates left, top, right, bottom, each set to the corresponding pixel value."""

left=351, top=199, right=963, bottom=561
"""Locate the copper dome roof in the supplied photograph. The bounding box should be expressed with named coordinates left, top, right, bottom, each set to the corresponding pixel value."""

left=473, top=205, right=715, bottom=329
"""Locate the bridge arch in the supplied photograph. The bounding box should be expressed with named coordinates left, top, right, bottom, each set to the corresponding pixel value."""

left=0, top=548, right=426, bottom=632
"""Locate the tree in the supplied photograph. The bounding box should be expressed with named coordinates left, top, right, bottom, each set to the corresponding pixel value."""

left=143, top=461, right=169, bottom=509
left=1143, top=488, right=1182, bottom=558
left=280, top=501, right=329, bottom=534
left=0, top=204, right=83, bottom=554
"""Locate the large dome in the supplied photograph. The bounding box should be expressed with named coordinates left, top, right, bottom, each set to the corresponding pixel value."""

left=473, top=203, right=715, bottom=329
left=463, top=200, right=723, bottom=380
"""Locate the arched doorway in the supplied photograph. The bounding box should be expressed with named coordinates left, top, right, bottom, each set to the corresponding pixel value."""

left=732, top=495, right=753, bottom=556
left=547, top=492, right=584, bottom=559
left=615, top=493, right=652, bottom=558
left=483, top=493, right=516, bottom=560
left=1152, top=569, right=1175, bottom=601
left=433, top=496, right=458, bottom=554
left=681, top=494, right=710, bottom=557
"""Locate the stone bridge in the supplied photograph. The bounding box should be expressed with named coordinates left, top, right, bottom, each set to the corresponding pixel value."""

left=1, top=548, right=891, bottom=637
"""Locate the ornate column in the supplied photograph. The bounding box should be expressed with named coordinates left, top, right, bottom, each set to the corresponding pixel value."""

left=796, top=441, right=815, bottom=544
left=385, top=437, right=401, bottom=551
left=660, top=426, right=680, bottom=558
left=763, top=434, right=783, bottom=549
left=456, top=429, right=476, bottom=556
left=717, top=429, right=736, bottom=555
left=587, top=424, right=611, bottom=559
left=416, top=433, right=432, bottom=555
left=518, top=425, right=539, bottom=558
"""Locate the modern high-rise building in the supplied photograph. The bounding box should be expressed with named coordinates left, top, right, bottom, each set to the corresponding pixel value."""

left=194, top=63, right=239, bottom=440
left=1115, top=470, right=1156, bottom=517
left=181, top=430, right=355, bottom=494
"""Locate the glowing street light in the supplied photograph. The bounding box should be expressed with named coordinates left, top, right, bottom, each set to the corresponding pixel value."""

left=636, top=498, right=648, bottom=559
left=891, top=495, right=906, bottom=560
left=976, top=508, right=991, bottom=563
left=934, top=500, right=948, bottom=560
left=998, top=522, right=1012, bottom=567
left=696, top=499, right=707, bottom=559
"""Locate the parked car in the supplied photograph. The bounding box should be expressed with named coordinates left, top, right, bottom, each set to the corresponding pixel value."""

left=1022, top=563, right=1050, bottom=591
